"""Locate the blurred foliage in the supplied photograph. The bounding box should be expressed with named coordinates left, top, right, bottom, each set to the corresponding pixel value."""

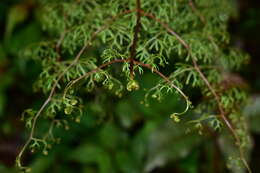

left=0, top=0, right=259, bottom=173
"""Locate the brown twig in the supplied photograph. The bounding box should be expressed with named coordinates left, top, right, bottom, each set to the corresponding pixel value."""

left=16, top=9, right=135, bottom=169
left=140, top=9, right=237, bottom=141
left=63, top=58, right=130, bottom=97
left=64, top=58, right=190, bottom=116
left=141, top=8, right=251, bottom=173
left=18, top=2, right=251, bottom=172
left=133, top=60, right=189, bottom=101
left=129, top=0, right=142, bottom=79
left=188, top=1, right=252, bottom=172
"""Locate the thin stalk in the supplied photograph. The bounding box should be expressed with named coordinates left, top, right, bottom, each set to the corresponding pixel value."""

left=129, top=0, right=142, bottom=79
left=16, top=9, right=135, bottom=170
left=140, top=9, right=251, bottom=173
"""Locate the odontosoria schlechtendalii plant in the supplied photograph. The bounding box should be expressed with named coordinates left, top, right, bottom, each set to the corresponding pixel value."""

left=16, top=0, right=252, bottom=172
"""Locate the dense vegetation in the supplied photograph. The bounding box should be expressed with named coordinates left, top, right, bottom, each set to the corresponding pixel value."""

left=1, top=0, right=260, bottom=173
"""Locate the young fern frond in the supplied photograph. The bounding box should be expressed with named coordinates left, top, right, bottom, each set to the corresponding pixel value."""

left=17, top=0, right=251, bottom=172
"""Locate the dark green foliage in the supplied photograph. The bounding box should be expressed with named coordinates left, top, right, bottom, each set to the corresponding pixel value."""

left=7, top=0, right=252, bottom=172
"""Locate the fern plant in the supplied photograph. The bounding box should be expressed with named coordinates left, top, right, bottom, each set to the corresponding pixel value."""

left=16, top=0, right=251, bottom=172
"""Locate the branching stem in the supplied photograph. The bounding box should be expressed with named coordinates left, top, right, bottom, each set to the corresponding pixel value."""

left=141, top=8, right=251, bottom=173
left=188, top=1, right=251, bottom=172
left=63, top=58, right=190, bottom=117
left=17, top=2, right=250, bottom=172
left=16, top=9, right=135, bottom=170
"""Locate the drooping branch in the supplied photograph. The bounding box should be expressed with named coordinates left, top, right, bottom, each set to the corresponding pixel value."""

left=16, top=9, right=135, bottom=170
left=188, top=1, right=251, bottom=172
left=133, top=60, right=191, bottom=115
left=17, top=2, right=251, bottom=172
left=140, top=10, right=237, bottom=140
left=140, top=9, right=251, bottom=173
left=133, top=60, right=189, bottom=101
left=63, top=58, right=190, bottom=118
left=63, top=58, right=129, bottom=97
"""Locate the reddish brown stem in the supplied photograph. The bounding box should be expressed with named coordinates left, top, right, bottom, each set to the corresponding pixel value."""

left=16, top=9, right=135, bottom=169
left=141, top=9, right=252, bottom=173
left=65, top=58, right=189, bottom=111
left=65, top=58, right=130, bottom=92
left=129, top=0, right=142, bottom=79
left=133, top=60, right=189, bottom=101
left=140, top=9, right=237, bottom=140
left=187, top=2, right=252, bottom=172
